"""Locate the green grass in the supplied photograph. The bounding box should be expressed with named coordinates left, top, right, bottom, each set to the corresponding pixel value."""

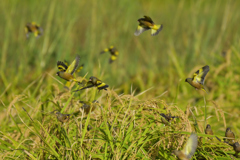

left=1, top=0, right=240, bottom=159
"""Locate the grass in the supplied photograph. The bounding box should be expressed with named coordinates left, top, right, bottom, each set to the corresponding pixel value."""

left=1, top=0, right=240, bottom=159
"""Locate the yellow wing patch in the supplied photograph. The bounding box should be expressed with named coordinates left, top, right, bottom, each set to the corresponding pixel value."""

left=192, top=65, right=209, bottom=85
left=183, top=133, right=198, bottom=159
left=65, top=55, right=80, bottom=75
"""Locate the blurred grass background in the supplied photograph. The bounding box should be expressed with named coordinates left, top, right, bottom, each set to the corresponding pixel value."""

left=1, top=0, right=240, bottom=159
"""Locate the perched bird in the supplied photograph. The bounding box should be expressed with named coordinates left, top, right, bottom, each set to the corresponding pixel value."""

left=160, top=113, right=177, bottom=125
left=56, top=55, right=80, bottom=82
left=225, top=128, right=235, bottom=144
left=205, top=124, right=213, bottom=140
left=74, top=76, right=109, bottom=91
left=100, top=46, right=119, bottom=63
left=52, top=110, right=71, bottom=123
left=134, top=16, right=163, bottom=36
left=172, top=133, right=198, bottom=160
left=205, top=124, right=213, bottom=135
left=185, top=65, right=209, bottom=93
left=233, top=142, right=240, bottom=157
left=79, top=100, right=99, bottom=114
left=25, top=22, right=43, bottom=38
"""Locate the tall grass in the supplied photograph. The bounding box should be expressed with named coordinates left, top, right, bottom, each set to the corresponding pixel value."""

left=0, top=0, right=240, bottom=159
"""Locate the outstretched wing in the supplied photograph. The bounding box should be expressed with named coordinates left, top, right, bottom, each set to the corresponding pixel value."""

left=183, top=133, right=198, bottom=159
left=57, top=61, right=68, bottom=72
left=134, top=25, right=149, bottom=36
left=66, top=55, right=80, bottom=75
left=192, top=65, right=209, bottom=85
left=144, top=16, right=154, bottom=23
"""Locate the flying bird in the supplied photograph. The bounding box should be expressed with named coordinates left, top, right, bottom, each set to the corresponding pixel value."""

left=100, top=46, right=119, bottom=63
left=134, top=16, right=163, bottom=36
left=172, top=133, right=198, bottom=160
left=74, top=76, right=109, bottom=91
left=52, top=110, right=71, bottom=123
left=56, top=55, right=81, bottom=83
left=185, top=65, right=209, bottom=93
left=25, top=22, right=43, bottom=38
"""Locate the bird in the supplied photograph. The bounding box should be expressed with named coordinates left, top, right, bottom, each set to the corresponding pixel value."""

left=160, top=113, right=177, bottom=125
left=74, top=76, right=109, bottom=91
left=172, top=133, right=198, bottom=160
left=25, top=22, right=43, bottom=38
left=134, top=16, right=163, bottom=36
left=52, top=110, right=71, bottom=123
left=205, top=124, right=213, bottom=140
left=185, top=65, right=209, bottom=93
left=56, top=55, right=80, bottom=83
left=100, top=46, right=119, bottom=63
left=225, top=128, right=235, bottom=144
left=79, top=100, right=99, bottom=114
left=233, top=142, right=240, bottom=157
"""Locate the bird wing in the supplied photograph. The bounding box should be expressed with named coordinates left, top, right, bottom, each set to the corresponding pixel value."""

left=66, top=55, right=80, bottom=75
left=100, top=48, right=109, bottom=54
left=192, top=65, right=209, bottom=85
left=76, top=64, right=84, bottom=73
left=134, top=25, right=149, bottom=36
left=144, top=16, right=154, bottom=23
left=109, top=55, right=117, bottom=63
left=183, top=133, right=198, bottom=159
left=96, top=81, right=109, bottom=90
left=57, top=61, right=68, bottom=72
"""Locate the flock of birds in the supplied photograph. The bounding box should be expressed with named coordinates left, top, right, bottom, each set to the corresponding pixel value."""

left=25, top=16, right=238, bottom=159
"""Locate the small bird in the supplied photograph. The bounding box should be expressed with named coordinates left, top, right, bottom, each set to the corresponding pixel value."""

left=172, top=133, right=198, bottom=160
left=52, top=110, right=71, bottom=123
left=25, top=22, right=43, bottom=38
left=225, top=128, right=235, bottom=144
left=160, top=113, right=177, bottom=125
left=74, top=76, right=109, bottom=91
left=205, top=124, right=213, bottom=140
left=56, top=55, right=80, bottom=82
left=79, top=100, right=99, bottom=114
left=233, top=142, right=240, bottom=157
left=185, top=65, right=209, bottom=93
left=134, top=16, right=163, bottom=36
left=100, top=46, right=119, bottom=63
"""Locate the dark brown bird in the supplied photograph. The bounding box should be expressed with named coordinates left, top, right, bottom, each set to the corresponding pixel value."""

left=52, top=110, right=71, bottom=123
left=79, top=100, right=99, bottom=114
left=160, top=113, right=177, bottom=125
left=233, top=142, right=240, bottom=157
left=205, top=124, right=213, bottom=140
left=225, top=128, right=235, bottom=144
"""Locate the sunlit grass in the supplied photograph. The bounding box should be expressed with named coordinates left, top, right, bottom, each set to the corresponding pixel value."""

left=1, top=0, right=240, bottom=159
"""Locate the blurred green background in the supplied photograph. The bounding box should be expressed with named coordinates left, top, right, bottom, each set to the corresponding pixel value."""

left=1, top=0, right=240, bottom=135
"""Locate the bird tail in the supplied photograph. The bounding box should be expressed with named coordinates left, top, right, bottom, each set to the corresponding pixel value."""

left=151, top=24, right=163, bottom=36
left=201, top=86, right=209, bottom=94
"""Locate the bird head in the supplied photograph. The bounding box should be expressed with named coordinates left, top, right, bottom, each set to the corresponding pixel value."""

left=234, top=142, right=240, bottom=147
left=206, top=124, right=211, bottom=129
left=226, top=128, right=231, bottom=132
left=185, top=78, right=191, bottom=83
left=89, top=76, right=97, bottom=83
